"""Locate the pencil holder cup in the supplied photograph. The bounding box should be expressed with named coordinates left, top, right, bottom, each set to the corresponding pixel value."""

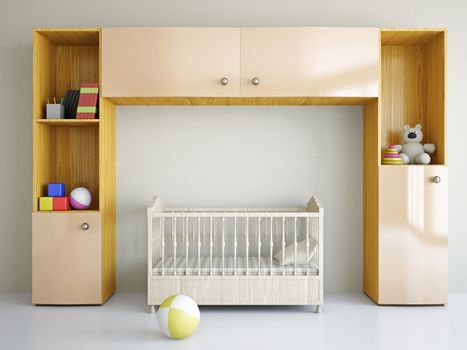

left=46, top=104, right=65, bottom=119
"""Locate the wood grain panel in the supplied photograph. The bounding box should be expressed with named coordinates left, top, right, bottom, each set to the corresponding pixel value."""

left=33, top=31, right=56, bottom=209
left=33, top=31, right=56, bottom=119
left=55, top=46, right=99, bottom=99
left=381, top=45, right=426, bottom=155
left=106, top=96, right=374, bottom=106
left=37, top=28, right=100, bottom=45
left=424, top=32, right=446, bottom=165
left=36, top=119, right=99, bottom=127
left=99, top=98, right=116, bottom=301
left=54, top=127, right=100, bottom=210
left=381, top=29, right=445, bottom=45
left=363, top=98, right=379, bottom=303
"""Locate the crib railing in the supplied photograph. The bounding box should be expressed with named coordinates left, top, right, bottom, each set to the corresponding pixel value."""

left=148, top=196, right=323, bottom=277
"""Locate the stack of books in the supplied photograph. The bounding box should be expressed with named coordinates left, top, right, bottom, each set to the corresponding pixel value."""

left=76, top=83, right=99, bottom=119
left=62, top=90, right=80, bottom=118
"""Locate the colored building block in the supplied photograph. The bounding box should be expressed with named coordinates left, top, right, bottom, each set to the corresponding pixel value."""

left=48, top=183, right=65, bottom=197
left=53, top=197, right=70, bottom=211
left=39, top=197, right=53, bottom=211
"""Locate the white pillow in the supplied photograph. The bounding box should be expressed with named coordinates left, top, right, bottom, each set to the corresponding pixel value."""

left=274, top=239, right=317, bottom=266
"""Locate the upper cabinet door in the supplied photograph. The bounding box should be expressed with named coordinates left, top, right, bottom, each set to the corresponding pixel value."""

left=102, top=27, right=241, bottom=97
left=240, top=27, right=379, bottom=97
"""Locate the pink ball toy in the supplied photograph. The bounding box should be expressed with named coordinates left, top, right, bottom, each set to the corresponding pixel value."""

left=69, top=187, right=92, bottom=209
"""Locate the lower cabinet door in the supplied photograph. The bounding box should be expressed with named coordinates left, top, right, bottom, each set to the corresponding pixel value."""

left=32, top=212, right=102, bottom=304
left=379, top=166, right=448, bottom=304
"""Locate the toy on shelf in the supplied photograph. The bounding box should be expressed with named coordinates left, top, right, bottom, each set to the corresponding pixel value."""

left=69, top=187, right=92, bottom=209
left=382, top=145, right=404, bottom=165
left=394, top=124, right=436, bottom=165
left=157, top=294, right=200, bottom=339
left=53, top=197, right=70, bottom=211
left=48, top=183, right=65, bottom=197
left=39, top=197, right=53, bottom=211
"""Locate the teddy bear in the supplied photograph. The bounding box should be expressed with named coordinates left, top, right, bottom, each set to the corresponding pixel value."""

left=394, top=124, right=435, bottom=165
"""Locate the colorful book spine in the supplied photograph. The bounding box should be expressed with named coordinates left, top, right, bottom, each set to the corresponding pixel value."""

left=76, top=83, right=99, bottom=119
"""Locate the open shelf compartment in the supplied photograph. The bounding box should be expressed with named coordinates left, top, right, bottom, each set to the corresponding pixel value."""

left=33, top=123, right=99, bottom=210
left=380, top=29, right=446, bottom=165
left=33, top=123, right=100, bottom=211
left=33, top=29, right=100, bottom=120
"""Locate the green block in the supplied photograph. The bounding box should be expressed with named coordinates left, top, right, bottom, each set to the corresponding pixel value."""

left=39, top=197, right=53, bottom=211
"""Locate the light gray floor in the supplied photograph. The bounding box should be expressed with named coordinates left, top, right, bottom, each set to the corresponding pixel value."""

left=1, top=293, right=466, bottom=350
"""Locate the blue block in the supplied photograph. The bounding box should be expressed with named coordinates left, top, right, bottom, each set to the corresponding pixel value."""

left=48, top=183, right=65, bottom=197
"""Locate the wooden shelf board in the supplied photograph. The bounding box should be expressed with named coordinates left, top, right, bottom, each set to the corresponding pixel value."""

left=380, top=29, right=445, bottom=45
left=33, top=210, right=100, bottom=213
left=105, top=96, right=377, bottom=106
left=35, top=28, right=100, bottom=46
left=36, top=119, right=99, bottom=127
left=379, top=164, right=446, bottom=167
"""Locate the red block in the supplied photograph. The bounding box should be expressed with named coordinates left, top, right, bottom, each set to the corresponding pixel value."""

left=53, top=197, right=70, bottom=211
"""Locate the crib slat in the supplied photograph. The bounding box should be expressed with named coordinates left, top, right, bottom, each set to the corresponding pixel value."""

left=161, top=217, right=165, bottom=276
left=245, top=217, right=249, bottom=276
left=270, top=217, right=273, bottom=275
left=210, top=217, right=213, bottom=276
left=198, top=217, right=201, bottom=276
left=282, top=217, right=285, bottom=276
left=192, top=219, right=195, bottom=259
left=222, top=217, right=225, bottom=275
left=173, top=217, right=177, bottom=276
left=257, top=217, right=261, bottom=275
left=185, top=217, right=189, bottom=275
left=306, top=217, right=309, bottom=276
left=234, top=216, right=237, bottom=276
left=294, top=217, right=297, bottom=275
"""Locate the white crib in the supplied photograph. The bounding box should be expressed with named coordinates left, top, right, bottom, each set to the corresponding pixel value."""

left=147, top=196, right=324, bottom=313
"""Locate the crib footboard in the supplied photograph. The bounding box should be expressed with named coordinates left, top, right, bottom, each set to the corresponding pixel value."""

left=148, top=275, right=322, bottom=305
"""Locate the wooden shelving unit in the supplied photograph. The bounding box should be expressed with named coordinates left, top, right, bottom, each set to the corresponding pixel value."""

left=32, top=28, right=116, bottom=305
left=32, top=26, right=447, bottom=306
left=363, top=29, right=447, bottom=304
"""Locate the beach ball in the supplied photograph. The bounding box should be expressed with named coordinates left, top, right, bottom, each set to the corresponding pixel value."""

left=157, top=295, right=200, bottom=339
left=69, top=187, right=92, bottom=209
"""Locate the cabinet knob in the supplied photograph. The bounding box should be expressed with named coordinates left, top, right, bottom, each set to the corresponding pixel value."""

left=432, top=176, right=441, bottom=184
left=251, top=77, right=260, bottom=85
left=220, top=77, right=229, bottom=85
left=81, top=223, right=89, bottom=231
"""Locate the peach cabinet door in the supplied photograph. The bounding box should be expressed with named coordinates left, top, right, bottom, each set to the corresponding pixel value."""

left=32, top=212, right=102, bottom=304
left=240, top=27, right=379, bottom=97
left=379, top=166, right=448, bottom=304
left=101, top=27, right=240, bottom=97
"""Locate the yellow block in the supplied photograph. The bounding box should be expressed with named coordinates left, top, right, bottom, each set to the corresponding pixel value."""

left=39, top=197, right=53, bottom=211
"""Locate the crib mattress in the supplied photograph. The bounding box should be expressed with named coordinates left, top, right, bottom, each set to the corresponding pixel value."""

left=153, top=256, right=319, bottom=276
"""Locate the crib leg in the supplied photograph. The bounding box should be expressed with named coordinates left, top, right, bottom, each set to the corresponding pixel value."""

left=315, top=305, right=321, bottom=314
left=149, top=305, right=156, bottom=314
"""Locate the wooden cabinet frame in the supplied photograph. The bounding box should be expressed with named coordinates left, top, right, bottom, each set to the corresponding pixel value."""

left=32, top=27, right=447, bottom=305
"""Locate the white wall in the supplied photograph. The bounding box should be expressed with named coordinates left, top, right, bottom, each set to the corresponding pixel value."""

left=117, top=106, right=362, bottom=292
left=0, top=0, right=466, bottom=293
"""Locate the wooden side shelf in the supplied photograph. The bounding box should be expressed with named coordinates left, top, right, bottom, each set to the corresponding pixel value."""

left=32, top=28, right=116, bottom=305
